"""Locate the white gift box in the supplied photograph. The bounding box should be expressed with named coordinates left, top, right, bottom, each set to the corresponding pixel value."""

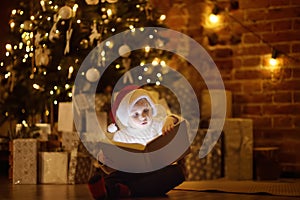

left=39, top=152, right=68, bottom=184
left=61, top=131, right=80, bottom=152
left=12, top=139, right=38, bottom=184
left=222, top=118, right=253, bottom=180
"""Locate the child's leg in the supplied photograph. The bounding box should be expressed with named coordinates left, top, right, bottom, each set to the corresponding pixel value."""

left=127, top=164, right=185, bottom=197
left=88, top=172, right=131, bottom=200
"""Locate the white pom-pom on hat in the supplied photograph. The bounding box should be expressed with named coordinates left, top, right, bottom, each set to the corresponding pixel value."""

left=107, top=123, right=118, bottom=133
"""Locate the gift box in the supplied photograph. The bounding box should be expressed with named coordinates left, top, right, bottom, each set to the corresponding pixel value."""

left=184, top=129, right=223, bottom=180
left=85, top=111, right=107, bottom=141
left=68, top=150, right=96, bottom=184
left=222, top=118, right=253, bottom=180
left=39, top=152, right=68, bottom=184
left=12, top=139, right=38, bottom=184
left=58, top=102, right=83, bottom=132
left=61, top=131, right=80, bottom=152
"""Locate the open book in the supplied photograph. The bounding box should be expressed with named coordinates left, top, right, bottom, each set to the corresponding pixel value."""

left=95, top=120, right=191, bottom=174
left=110, top=120, right=189, bottom=152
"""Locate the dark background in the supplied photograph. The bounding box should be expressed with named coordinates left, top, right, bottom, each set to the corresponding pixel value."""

left=0, top=1, right=18, bottom=60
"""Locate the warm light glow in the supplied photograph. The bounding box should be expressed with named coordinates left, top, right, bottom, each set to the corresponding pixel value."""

left=107, top=9, right=112, bottom=17
left=12, top=9, right=17, bottom=15
left=33, top=84, right=40, bottom=90
left=6, top=44, right=12, bottom=52
left=156, top=81, right=161, bottom=86
left=152, top=58, right=159, bottom=66
left=269, top=58, right=278, bottom=66
left=115, top=64, right=120, bottom=69
left=65, top=84, right=70, bottom=89
left=209, top=14, right=219, bottom=24
left=69, top=66, right=74, bottom=74
left=145, top=45, right=150, bottom=53
left=138, top=76, right=142, bottom=80
left=159, top=15, right=166, bottom=21
left=10, top=21, right=15, bottom=29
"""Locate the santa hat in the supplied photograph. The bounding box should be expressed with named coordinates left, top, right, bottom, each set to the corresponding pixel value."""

left=108, top=86, right=157, bottom=133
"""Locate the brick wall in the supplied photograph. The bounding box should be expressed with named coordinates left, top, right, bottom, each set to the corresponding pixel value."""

left=152, top=0, right=300, bottom=176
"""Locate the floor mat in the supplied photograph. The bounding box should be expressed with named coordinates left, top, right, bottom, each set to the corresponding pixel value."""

left=175, top=179, right=300, bottom=197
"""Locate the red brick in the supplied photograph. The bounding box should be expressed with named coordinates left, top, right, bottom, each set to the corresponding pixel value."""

left=243, top=105, right=262, bottom=115
left=245, top=9, right=267, bottom=21
left=263, top=80, right=300, bottom=91
left=263, top=104, right=300, bottom=115
left=294, top=19, right=300, bottom=30
left=243, top=34, right=261, bottom=44
left=235, top=69, right=272, bottom=80
left=224, top=81, right=242, bottom=92
left=235, top=93, right=272, bottom=103
left=272, top=44, right=291, bottom=54
left=294, top=116, right=300, bottom=127
left=211, top=48, right=233, bottom=58
left=273, top=116, right=294, bottom=128
left=291, top=0, right=300, bottom=5
left=242, top=57, right=261, bottom=67
left=234, top=45, right=270, bottom=56
left=270, top=0, right=291, bottom=6
left=262, top=31, right=300, bottom=43
left=294, top=91, right=300, bottom=102
left=214, top=59, right=233, bottom=70
left=273, top=20, right=292, bottom=31
left=239, top=0, right=270, bottom=9
left=273, top=92, right=292, bottom=103
left=242, top=81, right=262, bottom=92
left=268, top=7, right=300, bottom=20
left=292, top=43, right=300, bottom=53
left=246, top=21, right=272, bottom=33
left=251, top=117, right=272, bottom=128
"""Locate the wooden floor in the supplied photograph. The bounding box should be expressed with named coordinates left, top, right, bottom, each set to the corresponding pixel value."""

left=1, top=176, right=300, bottom=200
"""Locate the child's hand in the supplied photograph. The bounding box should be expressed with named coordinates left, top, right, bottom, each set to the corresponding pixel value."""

left=162, top=116, right=177, bottom=135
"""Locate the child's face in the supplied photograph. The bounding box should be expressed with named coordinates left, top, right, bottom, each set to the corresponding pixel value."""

left=128, top=98, right=153, bottom=129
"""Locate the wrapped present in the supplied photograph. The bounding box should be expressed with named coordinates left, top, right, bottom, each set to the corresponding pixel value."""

left=184, top=129, right=223, bottom=180
left=39, top=152, right=68, bottom=184
left=58, top=102, right=83, bottom=132
left=85, top=111, right=107, bottom=141
left=68, top=150, right=96, bottom=184
left=12, top=139, right=38, bottom=184
left=61, top=131, right=80, bottom=152
left=222, top=118, right=253, bottom=180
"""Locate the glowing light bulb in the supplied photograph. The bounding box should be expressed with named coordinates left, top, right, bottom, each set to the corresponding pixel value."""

left=209, top=14, right=219, bottom=24
left=269, top=58, right=278, bottom=66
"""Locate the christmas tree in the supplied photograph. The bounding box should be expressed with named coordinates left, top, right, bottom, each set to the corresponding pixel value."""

left=0, top=0, right=172, bottom=126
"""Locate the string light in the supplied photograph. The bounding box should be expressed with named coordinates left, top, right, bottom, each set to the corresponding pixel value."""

left=209, top=5, right=220, bottom=24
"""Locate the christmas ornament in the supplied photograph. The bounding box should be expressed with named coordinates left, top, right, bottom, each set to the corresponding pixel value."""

left=106, top=0, right=118, bottom=3
left=58, top=6, right=73, bottom=20
left=34, top=31, right=43, bottom=47
left=49, top=14, right=60, bottom=42
left=89, top=22, right=101, bottom=46
left=118, top=44, right=131, bottom=57
left=35, top=47, right=51, bottom=66
left=85, top=0, right=99, bottom=5
left=86, top=67, right=100, bottom=82
left=64, top=27, right=73, bottom=55
left=80, top=39, right=89, bottom=49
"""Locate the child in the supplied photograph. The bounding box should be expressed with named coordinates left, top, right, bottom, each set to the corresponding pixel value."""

left=88, top=85, right=187, bottom=199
